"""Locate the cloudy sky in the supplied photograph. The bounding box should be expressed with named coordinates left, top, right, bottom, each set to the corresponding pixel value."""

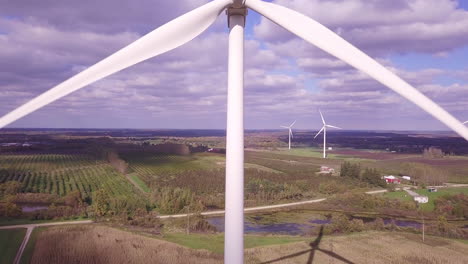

left=1, top=0, right=468, bottom=131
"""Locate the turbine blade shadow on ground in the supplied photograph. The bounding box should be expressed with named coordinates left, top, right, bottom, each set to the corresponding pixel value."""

left=261, top=226, right=355, bottom=264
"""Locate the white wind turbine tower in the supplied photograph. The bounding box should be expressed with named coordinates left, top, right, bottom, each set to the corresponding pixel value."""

left=314, top=110, right=341, bottom=158
left=1, top=0, right=468, bottom=262
left=280, top=120, right=296, bottom=150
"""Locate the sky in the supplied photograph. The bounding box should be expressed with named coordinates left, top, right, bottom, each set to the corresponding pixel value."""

left=1, top=0, right=468, bottom=131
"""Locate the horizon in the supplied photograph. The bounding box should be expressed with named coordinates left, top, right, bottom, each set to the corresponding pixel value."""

left=0, top=127, right=460, bottom=134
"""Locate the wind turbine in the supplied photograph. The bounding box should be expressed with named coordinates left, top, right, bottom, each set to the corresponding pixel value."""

left=280, top=120, right=296, bottom=150
left=1, top=0, right=468, bottom=262
left=314, top=110, right=341, bottom=158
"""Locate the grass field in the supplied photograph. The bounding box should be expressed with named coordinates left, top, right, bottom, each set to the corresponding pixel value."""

left=383, top=187, right=468, bottom=212
left=162, top=233, right=308, bottom=254
left=0, top=228, right=26, bottom=264
left=128, top=173, right=150, bottom=193
left=0, top=154, right=142, bottom=200
left=383, top=191, right=414, bottom=202
left=414, top=187, right=468, bottom=211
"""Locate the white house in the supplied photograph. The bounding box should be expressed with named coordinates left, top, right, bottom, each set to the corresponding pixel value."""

left=402, top=176, right=411, bottom=181
left=414, top=195, right=428, bottom=204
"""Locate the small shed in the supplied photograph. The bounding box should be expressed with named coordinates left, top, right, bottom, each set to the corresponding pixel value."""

left=320, top=166, right=335, bottom=174
left=402, top=176, right=411, bottom=181
left=414, top=195, right=428, bottom=204
left=428, top=187, right=438, bottom=192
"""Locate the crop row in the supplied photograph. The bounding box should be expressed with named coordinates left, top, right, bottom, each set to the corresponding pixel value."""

left=0, top=154, right=137, bottom=199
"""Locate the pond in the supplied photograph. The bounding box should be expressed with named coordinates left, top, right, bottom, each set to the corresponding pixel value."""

left=207, top=217, right=314, bottom=235
left=17, top=203, right=49, bottom=213
left=207, top=215, right=422, bottom=235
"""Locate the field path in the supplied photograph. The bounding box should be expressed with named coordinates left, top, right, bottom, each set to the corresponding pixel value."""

left=125, top=173, right=148, bottom=194
left=13, top=226, right=32, bottom=264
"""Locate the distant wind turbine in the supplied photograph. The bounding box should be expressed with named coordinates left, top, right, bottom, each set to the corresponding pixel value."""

left=1, top=0, right=468, bottom=262
left=314, top=110, right=341, bottom=158
left=280, top=120, right=296, bottom=150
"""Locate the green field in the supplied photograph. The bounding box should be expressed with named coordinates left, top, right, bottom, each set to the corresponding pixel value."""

left=0, top=228, right=26, bottom=264
left=162, top=233, right=308, bottom=254
left=383, top=187, right=468, bottom=212
left=383, top=191, right=414, bottom=202
left=128, top=173, right=150, bottom=193
left=415, top=187, right=468, bottom=211
left=0, top=154, right=141, bottom=200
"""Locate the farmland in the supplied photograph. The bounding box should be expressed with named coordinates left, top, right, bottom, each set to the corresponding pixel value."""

left=0, top=154, right=141, bottom=200
left=246, top=231, right=468, bottom=264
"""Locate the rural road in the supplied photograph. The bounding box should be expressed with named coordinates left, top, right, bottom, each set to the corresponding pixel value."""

left=159, top=189, right=386, bottom=218
left=158, top=198, right=328, bottom=219
left=1, top=189, right=388, bottom=262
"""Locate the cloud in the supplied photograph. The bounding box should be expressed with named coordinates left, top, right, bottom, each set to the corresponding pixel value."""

left=0, top=0, right=467, bottom=131
left=254, top=0, right=468, bottom=55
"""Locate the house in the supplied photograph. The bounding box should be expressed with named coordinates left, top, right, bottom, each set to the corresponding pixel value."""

left=320, top=166, right=335, bottom=174
left=414, top=195, right=429, bottom=203
left=428, top=187, right=438, bottom=192
left=402, top=176, right=411, bottom=181
left=383, top=175, right=401, bottom=184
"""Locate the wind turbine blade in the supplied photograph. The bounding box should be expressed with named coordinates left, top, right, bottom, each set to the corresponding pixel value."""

left=319, top=110, right=325, bottom=125
left=245, top=0, right=468, bottom=141
left=280, top=126, right=289, bottom=128
left=0, top=0, right=232, bottom=128
left=326, top=125, right=342, bottom=129
left=290, top=120, right=296, bottom=127
left=289, top=129, right=293, bottom=138
left=314, top=126, right=324, bottom=139
left=463, top=121, right=468, bottom=125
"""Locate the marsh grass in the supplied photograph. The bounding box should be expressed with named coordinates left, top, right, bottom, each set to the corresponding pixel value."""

left=31, top=225, right=222, bottom=264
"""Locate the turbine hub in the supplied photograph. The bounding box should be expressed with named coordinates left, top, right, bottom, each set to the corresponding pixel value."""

left=231, top=0, right=246, bottom=8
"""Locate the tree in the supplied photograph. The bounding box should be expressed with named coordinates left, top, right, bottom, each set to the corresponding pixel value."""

left=362, top=168, right=386, bottom=187
left=0, top=181, right=22, bottom=197
left=422, top=147, right=444, bottom=159
left=63, top=190, right=83, bottom=208
left=92, top=189, right=110, bottom=217
left=339, top=162, right=361, bottom=179
left=3, top=202, right=22, bottom=218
